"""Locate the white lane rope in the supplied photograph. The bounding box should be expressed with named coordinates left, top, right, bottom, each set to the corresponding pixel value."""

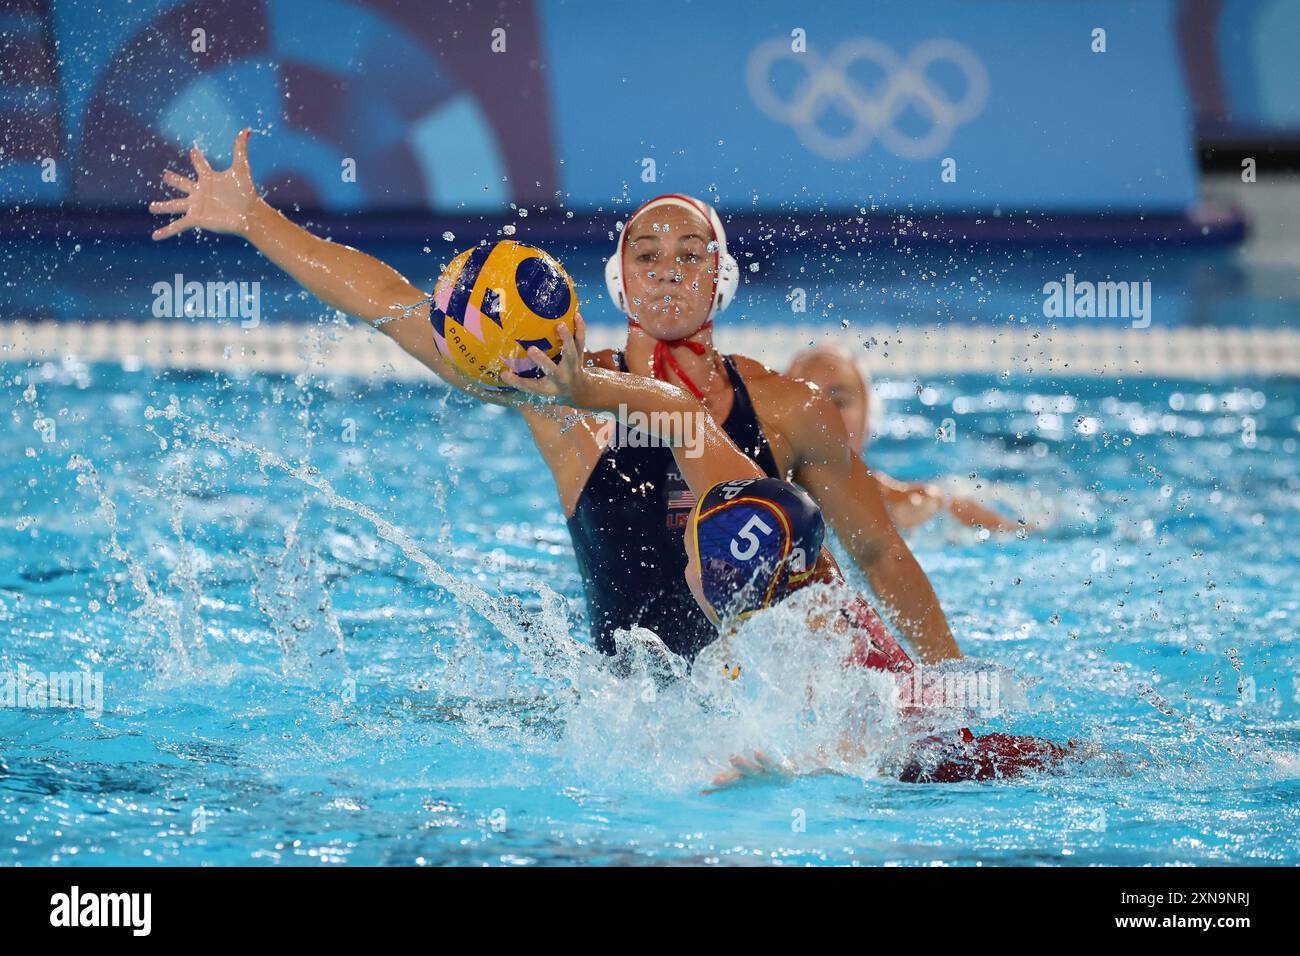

left=3, top=319, right=1299, bottom=380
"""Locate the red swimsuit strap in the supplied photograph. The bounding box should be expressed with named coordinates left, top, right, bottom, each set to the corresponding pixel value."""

left=627, top=317, right=714, bottom=400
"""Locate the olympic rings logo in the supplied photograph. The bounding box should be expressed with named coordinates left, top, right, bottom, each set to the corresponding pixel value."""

left=745, top=36, right=990, bottom=160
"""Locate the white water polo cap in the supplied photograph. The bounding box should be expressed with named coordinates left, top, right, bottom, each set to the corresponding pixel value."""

left=604, top=193, right=739, bottom=318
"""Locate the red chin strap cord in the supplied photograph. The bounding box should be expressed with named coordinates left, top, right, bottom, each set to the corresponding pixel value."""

left=627, top=317, right=714, bottom=400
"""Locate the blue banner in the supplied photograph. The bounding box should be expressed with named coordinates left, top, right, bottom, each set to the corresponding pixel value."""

left=540, top=0, right=1198, bottom=212
left=3, top=0, right=1199, bottom=213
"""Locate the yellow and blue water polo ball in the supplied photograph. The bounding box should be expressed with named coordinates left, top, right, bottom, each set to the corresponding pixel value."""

left=429, top=241, right=576, bottom=391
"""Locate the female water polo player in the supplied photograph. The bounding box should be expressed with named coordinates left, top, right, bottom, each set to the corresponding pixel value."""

left=149, top=130, right=959, bottom=664
left=502, top=317, right=1071, bottom=785
left=787, top=345, right=1024, bottom=533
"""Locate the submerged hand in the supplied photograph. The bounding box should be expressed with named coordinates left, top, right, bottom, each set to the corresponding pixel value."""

left=707, top=750, right=793, bottom=789
left=150, top=128, right=261, bottom=240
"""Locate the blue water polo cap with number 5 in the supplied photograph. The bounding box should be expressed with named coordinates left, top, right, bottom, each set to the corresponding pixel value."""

left=691, top=477, right=825, bottom=623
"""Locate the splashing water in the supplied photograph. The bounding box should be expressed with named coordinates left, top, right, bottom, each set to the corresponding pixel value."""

left=3, top=357, right=1298, bottom=865
left=189, top=424, right=954, bottom=789
left=57, top=402, right=1048, bottom=797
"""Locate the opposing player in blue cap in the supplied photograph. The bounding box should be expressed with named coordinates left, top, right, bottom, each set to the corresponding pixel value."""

left=687, top=476, right=825, bottom=627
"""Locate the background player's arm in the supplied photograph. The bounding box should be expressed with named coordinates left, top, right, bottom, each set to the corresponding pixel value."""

left=877, top=473, right=1023, bottom=533
left=874, top=475, right=945, bottom=529
left=149, top=129, right=518, bottom=407
left=779, top=386, right=962, bottom=663
left=944, top=492, right=1025, bottom=533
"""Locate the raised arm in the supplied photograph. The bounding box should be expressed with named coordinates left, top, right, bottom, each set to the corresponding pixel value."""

left=149, top=129, right=511, bottom=405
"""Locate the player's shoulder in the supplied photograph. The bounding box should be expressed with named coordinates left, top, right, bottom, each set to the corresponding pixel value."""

left=729, top=351, right=849, bottom=464
left=729, top=352, right=827, bottom=411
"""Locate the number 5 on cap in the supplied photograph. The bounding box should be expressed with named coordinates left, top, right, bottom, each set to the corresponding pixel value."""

left=731, top=515, right=774, bottom=560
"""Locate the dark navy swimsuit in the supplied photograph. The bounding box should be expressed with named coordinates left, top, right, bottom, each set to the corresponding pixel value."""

left=566, top=353, right=781, bottom=660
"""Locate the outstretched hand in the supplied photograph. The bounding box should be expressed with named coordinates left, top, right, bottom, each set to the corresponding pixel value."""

left=150, top=128, right=260, bottom=240
left=499, top=313, right=590, bottom=404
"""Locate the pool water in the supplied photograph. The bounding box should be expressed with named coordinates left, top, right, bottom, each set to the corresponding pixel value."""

left=2, top=346, right=1298, bottom=865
